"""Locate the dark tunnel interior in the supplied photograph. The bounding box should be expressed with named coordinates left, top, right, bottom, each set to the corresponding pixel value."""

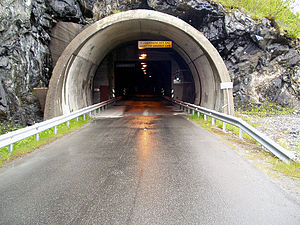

left=115, top=61, right=171, bottom=96
left=93, top=41, right=196, bottom=103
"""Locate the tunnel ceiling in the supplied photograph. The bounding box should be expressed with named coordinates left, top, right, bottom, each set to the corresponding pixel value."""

left=44, top=9, right=233, bottom=120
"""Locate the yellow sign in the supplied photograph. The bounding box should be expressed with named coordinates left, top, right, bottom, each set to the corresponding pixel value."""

left=138, top=41, right=172, bottom=49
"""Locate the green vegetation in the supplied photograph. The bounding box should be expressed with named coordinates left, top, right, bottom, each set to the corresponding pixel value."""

left=0, top=115, right=91, bottom=167
left=268, top=158, right=300, bottom=178
left=235, top=101, right=295, bottom=116
left=214, top=0, right=300, bottom=38
left=189, top=112, right=255, bottom=142
left=113, top=10, right=122, bottom=14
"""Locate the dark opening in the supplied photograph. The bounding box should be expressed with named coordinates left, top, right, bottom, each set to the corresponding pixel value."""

left=115, top=61, right=171, bottom=97
left=93, top=40, right=196, bottom=103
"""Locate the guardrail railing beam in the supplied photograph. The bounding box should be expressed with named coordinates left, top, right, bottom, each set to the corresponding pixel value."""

left=165, top=96, right=296, bottom=164
left=0, top=97, right=120, bottom=156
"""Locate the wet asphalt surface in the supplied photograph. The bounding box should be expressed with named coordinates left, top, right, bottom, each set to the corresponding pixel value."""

left=0, top=98, right=300, bottom=225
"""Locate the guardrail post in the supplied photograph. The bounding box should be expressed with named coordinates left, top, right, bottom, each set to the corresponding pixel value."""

left=54, top=126, right=58, bottom=134
left=239, top=128, right=243, bottom=139
left=66, top=120, right=70, bottom=127
left=9, top=144, right=13, bottom=153
left=204, top=115, right=207, bottom=121
left=223, top=122, right=226, bottom=132
left=192, top=109, right=195, bottom=115
left=212, top=118, right=215, bottom=126
left=76, top=117, right=79, bottom=122
left=83, top=114, right=86, bottom=120
left=89, top=111, right=92, bottom=117
left=197, top=111, right=200, bottom=118
left=35, top=133, right=39, bottom=141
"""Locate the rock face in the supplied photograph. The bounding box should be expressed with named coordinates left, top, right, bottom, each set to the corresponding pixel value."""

left=0, top=0, right=51, bottom=130
left=0, top=0, right=299, bottom=131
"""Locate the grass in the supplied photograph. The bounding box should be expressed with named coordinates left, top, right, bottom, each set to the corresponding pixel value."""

left=0, top=115, right=91, bottom=167
left=235, top=101, right=295, bottom=116
left=189, top=112, right=255, bottom=142
left=214, top=0, right=300, bottom=38
left=113, top=10, right=122, bottom=14
left=267, top=158, right=300, bottom=178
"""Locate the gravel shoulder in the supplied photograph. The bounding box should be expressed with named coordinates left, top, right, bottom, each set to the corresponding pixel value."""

left=238, top=114, right=300, bottom=160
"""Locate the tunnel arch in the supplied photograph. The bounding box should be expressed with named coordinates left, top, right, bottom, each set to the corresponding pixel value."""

left=44, top=9, right=233, bottom=120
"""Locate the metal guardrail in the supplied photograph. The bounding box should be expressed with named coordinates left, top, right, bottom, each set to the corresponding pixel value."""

left=166, top=97, right=296, bottom=164
left=0, top=97, right=121, bottom=153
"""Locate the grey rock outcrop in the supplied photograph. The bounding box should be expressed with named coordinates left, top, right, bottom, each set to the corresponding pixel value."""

left=0, top=0, right=51, bottom=130
left=0, top=0, right=299, bottom=132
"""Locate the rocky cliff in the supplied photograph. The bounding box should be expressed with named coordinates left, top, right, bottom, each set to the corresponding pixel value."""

left=0, top=0, right=299, bottom=132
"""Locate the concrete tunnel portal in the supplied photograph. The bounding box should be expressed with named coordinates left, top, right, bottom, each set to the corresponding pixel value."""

left=44, top=9, right=234, bottom=120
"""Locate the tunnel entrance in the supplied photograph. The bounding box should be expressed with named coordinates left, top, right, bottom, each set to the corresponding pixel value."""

left=45, top=9, right=233, bottom=120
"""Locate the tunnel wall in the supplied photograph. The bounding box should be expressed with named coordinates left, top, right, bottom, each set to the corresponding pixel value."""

left=45, top=9, right=233, bottom=120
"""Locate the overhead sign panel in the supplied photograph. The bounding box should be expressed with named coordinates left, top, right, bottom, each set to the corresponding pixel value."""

left=138, top=41, right=172, bottom=49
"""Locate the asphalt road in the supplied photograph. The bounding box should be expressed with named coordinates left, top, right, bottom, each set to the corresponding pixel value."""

left=0, top=98, right=300, bottom=225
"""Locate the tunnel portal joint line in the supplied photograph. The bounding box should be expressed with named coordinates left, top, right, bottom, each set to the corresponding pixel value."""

left=189, top=54, right=206, bottom=64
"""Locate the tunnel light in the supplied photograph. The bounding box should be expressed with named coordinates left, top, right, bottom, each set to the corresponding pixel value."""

left=141, top=62, right=146, bottom=65
left=149, top=75, right=152, bottom=78
left=139, top=53, right=147, bottom=60
left=142, top=65, right=147, bottom=68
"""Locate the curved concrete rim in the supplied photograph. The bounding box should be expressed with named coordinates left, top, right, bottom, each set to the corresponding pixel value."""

left=44, top=9, right=233, bottom=120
